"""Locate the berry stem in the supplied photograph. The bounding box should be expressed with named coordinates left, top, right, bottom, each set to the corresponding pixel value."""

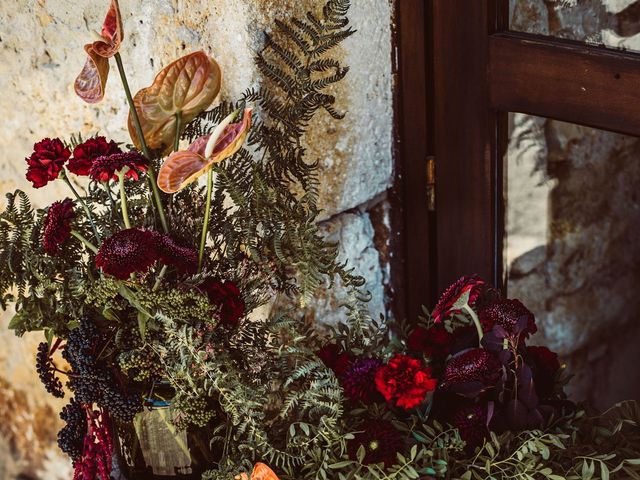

left=117, top=169, right=131, bottom=229
left=114, top=52, right=169, bottom=234
left=198, top=168, right=214, bottom=272
left=70, top=230, right=98, bottom=254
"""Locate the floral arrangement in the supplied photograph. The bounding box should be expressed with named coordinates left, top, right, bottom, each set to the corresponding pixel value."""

left=3, top=1, right=640, bottom=480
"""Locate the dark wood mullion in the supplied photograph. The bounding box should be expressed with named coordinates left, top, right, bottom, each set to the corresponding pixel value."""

left=490, top=32, right=640, bottom=137
left=433, top=0, right=502, bottom=295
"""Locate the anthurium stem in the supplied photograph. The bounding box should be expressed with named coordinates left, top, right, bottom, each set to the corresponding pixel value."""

left=71, top=230, right=98, bottom=254
left=463, top=303, right=484, bottom=345
left=114, top=52, right=169, bottom=234
left=61, top=169, right=101, bottom=242
left=198, top=168, right=214, bottom=272
left=174, top=112, right=182, bottom=152
left=118, top=170, right=131, bottom=229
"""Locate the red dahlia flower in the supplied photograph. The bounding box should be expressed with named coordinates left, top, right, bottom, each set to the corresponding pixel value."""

left=375, top=354, right=438, bottom=409
left=25, top=138, right=71, bottom=188
left=479, top=299, right=537, bottom=339
left=89, top=151, right=148, bottom=182
left=42, top=199, right=75, bottom=255
left=95, top=228, right=159, bottom=279
left=407, top=325, right=452, bottom=360
left=202, top=279, right=245, bottom=327
left=342, top=358, right=384, bottom=404
left=347, top=420, right=403, bottom=467
left=68, top=136, right=121, bottom=176
left=432, top=275, right=486, bottom=323
left=440, top=348, right=501, bottom=397
left=316, top=343, right=352, bottom=377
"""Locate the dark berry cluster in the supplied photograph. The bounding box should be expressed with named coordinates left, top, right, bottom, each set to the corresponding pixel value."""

left=36, top=341, right=64, bottom=398
left=58, top=398, right=87, bottom=460
left=63, top=317, right=142, bottom=423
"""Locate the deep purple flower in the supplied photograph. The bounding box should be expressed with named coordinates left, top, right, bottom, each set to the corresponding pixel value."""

left=342, top=358, right=383, bottom=404
left=479, top=299, right=537, bottom=339
left=347, top=420, right=403, bottom=467
left=95, top=228, right=159, bottom=279
left=89, top=151, right=148, bottom=182
left=42, top=198, right=75, bottom=255
left=440, top=348, right=501, bottom=397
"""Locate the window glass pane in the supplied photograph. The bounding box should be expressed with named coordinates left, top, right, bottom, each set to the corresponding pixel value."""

left=510, top=0, right=640, bottom=52
left=504, top=112, right=640, bottom=408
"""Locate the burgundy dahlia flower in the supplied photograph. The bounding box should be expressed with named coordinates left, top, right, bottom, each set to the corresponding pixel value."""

left=95, top=228, right=159, bottom=279
left=26, top=138, right=71, bottom=188
left=68, top=136, right=121, bottom=176
left=440, top=348, right=501, bottom=397
left=526, top=346, right=561, bottom=398
left=89, top=151, right=148, bottom=182
left=342, top=358, right=384, bottom=404
left=407, top=325, right=452, bottom=360
left=432, top=275, right=486, bottom=323
left=202, top=279, right=245, bottom=327
left=375, top=354, right=438, bottom=409
left=347, top=420, right=403, bottom=467
left=42, top=198, right=75, bottom=255
left=316, top=343, right=352, bottom=377
left=479, top=298, right=537, bottom=339
left=452, top=404, right=489, bottom=450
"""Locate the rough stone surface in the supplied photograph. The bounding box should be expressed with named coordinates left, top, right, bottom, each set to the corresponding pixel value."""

left=0, top=0, right=394, bottom=476
left=507, top=0, right=640, bottom=408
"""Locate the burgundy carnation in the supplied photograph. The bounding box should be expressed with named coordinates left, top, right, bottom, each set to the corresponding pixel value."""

left=407, top=325, right=452, bottom=360
left=440, top=348, right=501, bottom=397
left=95, top=228, right=159, bottom=279
left=432, top=275, right=486, bottom=323
left=42, top=198, right=75, bottom=255
left=526, top=346, right=561, bottom=398
left=89, top=151, right=148, bottom=182
left=342, top=358, right=383, bottom=404
left=375, top=354, right=438, bottom=410
left=479, top=299, right=537, bottom=339
left=347, top=420, right=403, bottom=467
left=452, top=404, right=488, bottom=450
left=316, top=343, right=351, bottom=377
left=68, top=136, right=121, bottom=176
left=156, top=235, right=198, bottom=275
left=25, top=138, right=70, bottom=188
left=202, top=279, right=245, bottom=327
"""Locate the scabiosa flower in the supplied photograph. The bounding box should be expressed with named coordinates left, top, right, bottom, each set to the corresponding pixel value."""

left=432, top=275, right=486, bottom=323
left=526, top=346, right=561, bottom=398
left=407, top=325, right=452, bottom=360
left=25, top=138, right=71, bottom=188
left=440, top=348, right=501, bottom=397
left=68, top=136, right=121, bottom=176
left=95, top=228, right=159, bottom=279
left=42, top=198, right=75, bottom=255
left=342, top=358, right=383, bottom=404
left=89, top=151, right=148, bottom=182
left=202, top=279, right=245, bottom=327
left=375, top=354, right=438, bottom=409
left=316, top=343, right=352, bottom=377
left=347, top=420, right=403, bottom=467
left=479, top=299, right=537, bottom=339
left=452, top=404, right=488, bottom=450
left=156, top=234, right=198, bottom=275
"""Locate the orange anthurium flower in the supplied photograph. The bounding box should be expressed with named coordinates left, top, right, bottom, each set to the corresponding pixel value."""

left=157, top=108, right=252, bottom=193
left=74, top=0, right=123, bottom=103
left=235, top=462, right=280, bottom=480
left=128, top=51, right=222, bottom=155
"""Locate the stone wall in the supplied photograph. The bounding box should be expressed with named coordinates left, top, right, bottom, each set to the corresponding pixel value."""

left=0, top=0, right=395, bottom=477
left=508, top=0, right=640, bottom=408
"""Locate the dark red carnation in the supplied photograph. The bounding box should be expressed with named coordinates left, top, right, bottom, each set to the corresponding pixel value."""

left=68, top=136, right=121, bottom=176
left=202, top=279, right=245, bottom=327
left=526, top=346, right=561, bottom=398
left=432, top=275, right=486, bottom=323
left=440, top=348, right=501, bottom=397
left=316, top=343, right=351, bottom=377
left=451, top=404, right=489, bottom=450
left=342, top=358, right=383, bottom=404
left=375, top=354, right=438, bottom=409
left=42, top=198, right=75, bottom=255
left=95, top=228, right=159, bottom=279
left=156, top=235, right=197, bottom=275
left=347, top=420, right=403, bottom=467
left=89, top=151, right=148, bottom=182
left=25, top=138, right=70, bottom=188
left=407, top=325, right=452, bottom=360
left=479, top=299, right=537, bottom=339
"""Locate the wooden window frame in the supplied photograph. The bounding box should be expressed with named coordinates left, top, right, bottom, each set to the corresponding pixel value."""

left=394, top=0, right=640, bottom=319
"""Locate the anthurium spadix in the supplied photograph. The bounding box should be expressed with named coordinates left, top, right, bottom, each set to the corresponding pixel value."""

left=157, top=108, right=253, bottom=193
left=74, top=0, right=123, bottom=103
